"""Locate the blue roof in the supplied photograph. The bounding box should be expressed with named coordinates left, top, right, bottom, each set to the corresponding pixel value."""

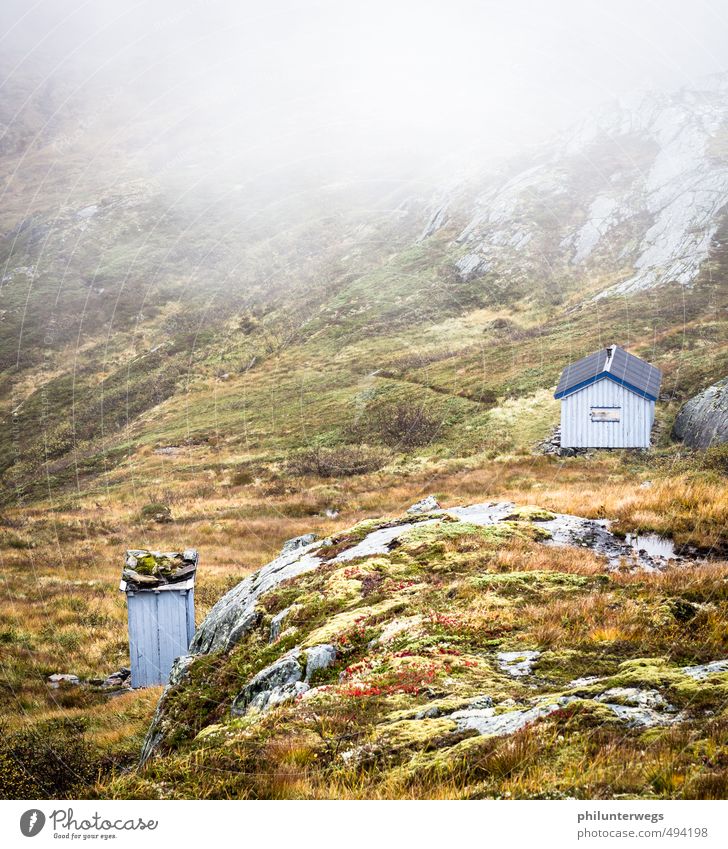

left=554, top=345, right=661, bottom=401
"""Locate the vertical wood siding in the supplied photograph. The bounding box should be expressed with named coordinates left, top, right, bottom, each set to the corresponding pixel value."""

left=127, top=589, right=195, bottom=687
left=560, top=378, right=654, bottom=448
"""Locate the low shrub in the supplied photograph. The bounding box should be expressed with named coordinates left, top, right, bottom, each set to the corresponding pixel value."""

left=353, top=401, right=444, bottom=448
left=138, top=502, right=172, bottom=523
left=286, top=445, right=388, bottom=478
left=0, top=718, right=100, bottom=799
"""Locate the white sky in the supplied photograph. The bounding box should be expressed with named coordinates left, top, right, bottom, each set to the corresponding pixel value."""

left=2, top=0, right=728, bottom=175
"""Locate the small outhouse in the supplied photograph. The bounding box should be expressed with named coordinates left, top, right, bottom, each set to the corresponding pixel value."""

left=554, top=345, right=661, bottom=449
left=120, top=549, right=197, bottom=688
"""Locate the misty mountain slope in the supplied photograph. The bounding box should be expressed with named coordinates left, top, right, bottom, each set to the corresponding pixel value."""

left=1, top=75, right=728, bottom=503
left=421, top=75, right=728, bottom=300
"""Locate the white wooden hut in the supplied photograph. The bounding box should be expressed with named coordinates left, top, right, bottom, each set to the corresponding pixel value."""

left=120, top=549, right=197, bottom=688
left=554, top=345, right=661, bottom=449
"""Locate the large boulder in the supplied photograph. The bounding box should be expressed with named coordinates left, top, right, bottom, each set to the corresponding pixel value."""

left=672, top=377, right=728, bottom=448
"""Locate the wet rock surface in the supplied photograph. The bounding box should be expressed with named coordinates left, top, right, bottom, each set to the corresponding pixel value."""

left=280, top=533, right=318, bottom=555
left=682, top=659, right=728, bottom=680
left=190, top=544, right=323, bottom=654
left=497, top=650, right=541, bottom=678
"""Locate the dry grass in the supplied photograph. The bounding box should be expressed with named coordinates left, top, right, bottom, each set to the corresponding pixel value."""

left=1, top=441, right=726, bottom=798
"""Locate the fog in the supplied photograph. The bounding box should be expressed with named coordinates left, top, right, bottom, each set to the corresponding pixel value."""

left=2, top=0, right=728, bottom=180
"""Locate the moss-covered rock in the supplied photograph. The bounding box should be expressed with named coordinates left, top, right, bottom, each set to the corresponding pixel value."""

left=118, top=498, right=728, bottom=800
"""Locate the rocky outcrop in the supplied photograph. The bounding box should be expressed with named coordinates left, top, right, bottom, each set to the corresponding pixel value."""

left=418, top=204, right=449, bottom=241
left=139, top=654, right=195, bottom=764
left=280, top=533, right=317, bottom=555
left=423, top=76, right=728, bottom=298
left=138, top=500, right=719, bottom=766
left=189, top=541, right=323, bottom=654
left=190, top=500, right=700, bottom=661
left=230, top=644, right=336, bottom=716
left=672, top=377, right=728, bottom=448
left=406, top=495, right=441, bottom=514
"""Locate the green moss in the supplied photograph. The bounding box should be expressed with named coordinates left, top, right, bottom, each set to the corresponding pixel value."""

left=302, top=598, right=405, bottom=646
left=373, top=718, right=458, bottom=751
left=473, top=570, right=591, bottom=597
left=504, top=505, right=557, bottom=522
left=534, top=648, right=620, bottom=682
left=547, top=699, right=623, bottom=730
left=128, top=550, right=189, bottom=578
left=568, top=658, right=728, bottom=712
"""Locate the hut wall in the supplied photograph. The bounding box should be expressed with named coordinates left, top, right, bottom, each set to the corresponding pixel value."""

left=560, top=378, right=654, bottom=448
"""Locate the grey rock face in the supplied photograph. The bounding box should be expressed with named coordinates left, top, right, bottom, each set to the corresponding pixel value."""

left=455, top=252, right=490, bottom=281
left=100, top=667, right=131, bottom=690
left=331, top=521, right=433, bottom=563
left=560, top=686, right=680, bottom=728
left=189, top=545, right=322, bottom=655
left=450, top=702, right=561, bottom=736
left=231, top=643, right=337, bottom=716
left=269, top=605, right=294, bottom=642
left=406, top=495, right=441, bottom=514
left=448, top=80, right=728, bottom=299
left=304, top=644, right=336, bottom=682
left=232, top=651, right=306, bottom=715
left=594, top=687, right=672, bottom=711
left=418, top=204, right=449, bottom=241
left=257, top=681, right=309, bottom=711
left=672, top=377, right=728, bottom=448
left=497, top=650, right=540, bottom=678
left=682, top=659, right=728, bottom=680
left=47, top=673, right=80, bottom=687
left=280, top=533, right=318, bottom=555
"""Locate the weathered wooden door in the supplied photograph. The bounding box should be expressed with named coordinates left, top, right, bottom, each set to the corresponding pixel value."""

left=127, top=589, right=195, bottom=687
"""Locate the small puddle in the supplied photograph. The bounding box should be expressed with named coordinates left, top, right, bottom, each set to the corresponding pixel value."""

left=625, top=532, right=677, bottom=560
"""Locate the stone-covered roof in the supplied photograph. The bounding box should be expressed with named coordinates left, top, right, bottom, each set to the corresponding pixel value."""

left=554, top=345, right=661, bottom=401
left=120, top=549, right=198, bottom=592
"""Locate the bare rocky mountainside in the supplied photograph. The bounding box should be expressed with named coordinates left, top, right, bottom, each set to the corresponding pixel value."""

left=1, top=73, right=727, bottom=503
left=425, top=74, right=728, bottom=297
left=0, top=67, right=727, bottom=801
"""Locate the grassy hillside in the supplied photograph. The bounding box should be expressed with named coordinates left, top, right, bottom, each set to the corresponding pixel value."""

left=0, top=69, right=727, bottom=801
